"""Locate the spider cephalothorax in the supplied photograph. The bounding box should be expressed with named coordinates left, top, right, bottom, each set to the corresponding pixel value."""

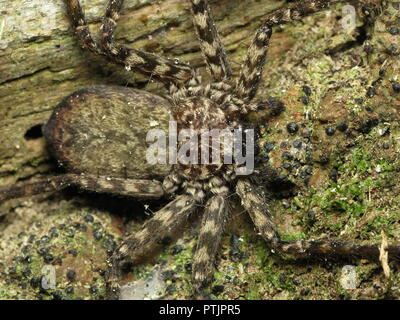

left=0, top=0, right=397, bottom=300
left=167, top=77, right=256, bottom=182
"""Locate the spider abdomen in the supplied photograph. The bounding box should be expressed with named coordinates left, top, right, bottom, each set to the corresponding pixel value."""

left=43, top=85, right=172, bottom=180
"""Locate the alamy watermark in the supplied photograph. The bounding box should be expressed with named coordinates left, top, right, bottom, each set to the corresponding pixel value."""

left=146, top=122, right=255, bottom=175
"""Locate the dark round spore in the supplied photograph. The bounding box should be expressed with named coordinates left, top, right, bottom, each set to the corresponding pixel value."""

left=264, top=142, right=275, bottom=152
left=44, top=254, right=54, bottom=263
left=307, top=210, right=316, bottom=221
left=329, top=169, right=338, bottom=182
left=286, top=122, right=299, bottom=135
left=212, top=285, right=225, bottom=294
left=30, top=277, right=41, bottom=289
left=184, top=263, right=192, bottom=273
left=40, top=235, right=50, bottom=244
left=51, top=291, right=64, bottom=300
left=357, top=117, right=379, bottom=134
left=325, top=126, right=335, bottom=136
left=34, top=247, right=46, bottom=257
left=393, top=82, right=400, bottom=93
left=161, top=270, right=176, bottom=281
left=365, top=106, right=373, bottom=113
left=300, top=96, right=309, bottom=105
left=282, top=162, right=292, bottom=170
left=66, top=269, right=76, bottom=282
left=50, top=231, right=59, bottom=238
left=72, top=222, right=83, bottom=230
left=230, top=234, right=240, bottom=247
left=336, top=122, right=348, bottom=132
left=83, top=215, right=94, bottom=222
left=93, top=231, right=103, bottom=240
left=293, top=139, right=302, bottom=149
left=166, top=285, right=176, bottom=294
left=303, top=86, right=312, bottom=96
left=282, top=152, right=293, bottom=160
left=171, top=245, right=183, bottom=255
left=366, top=87, right=376, bottom=98
left=68, top=249, right=78, bottom=257
left=89, top=286, right=98, bottom=295
left=389, top=27, right=399, bottom=35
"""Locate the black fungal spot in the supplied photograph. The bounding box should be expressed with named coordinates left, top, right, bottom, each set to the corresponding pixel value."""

left=329, top=169, right=338, bottom=182
left=161, top=270, right=176, bottom=281
left=325, top=126, right=335, bottom=136
left=166, top=285, right=176, bottom=294
left=83, top=215, right=94, bottom=222
left=366, top=87, right=376, bottom=98
left=302, top=86, right=312, bottom=96
left=44, top=254, right=54, bottom=263
left=307, top=210, right=316, bottom=222
left=212, top=285, right=225, bottom=294
left=66, top=269, right=76, bottom=282
left=89, top=285, right=98, bottom=295
left=301, top=96, right=309, bottom=105
left=171, top=245, right=184, bottom=255
left=357, top=118, right=379, bottom=134
left=264, top=142, right=275, bottom=152
left=336, top=123, right=348, bottom=132
left=293, top=139, right=302, bottom=149
left=286, top=122, right=299, bottom=135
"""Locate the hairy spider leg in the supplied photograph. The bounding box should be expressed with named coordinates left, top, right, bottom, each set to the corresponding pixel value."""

left=236, top=179, right=400, bottom=258
left=106, top=195, right=197, bottom=299
left=189, top=0, right=232, bottom=81
left=0, top=174, right=165, bottom=202
left=235, top=0, right=382, bottom=102
left=65, top=0, right=194, bottom=84
left=192, top=195, right=228, bottom=294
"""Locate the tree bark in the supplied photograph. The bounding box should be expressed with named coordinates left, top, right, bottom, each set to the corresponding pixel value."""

left=0, top=0, right=285, bottom=185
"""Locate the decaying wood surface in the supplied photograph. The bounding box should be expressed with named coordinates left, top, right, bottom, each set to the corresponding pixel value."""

left=0, top=0, right=285, bottom=186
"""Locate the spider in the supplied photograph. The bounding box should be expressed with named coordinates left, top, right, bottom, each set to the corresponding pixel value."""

left=0, top=0, right=399, bottom=300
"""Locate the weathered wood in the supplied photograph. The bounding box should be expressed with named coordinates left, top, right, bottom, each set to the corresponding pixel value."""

left=0, top=0, right=284, bottom=185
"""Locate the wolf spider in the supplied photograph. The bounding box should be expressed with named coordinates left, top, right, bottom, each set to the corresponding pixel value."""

left=0, top=0, right=398, bottom=299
